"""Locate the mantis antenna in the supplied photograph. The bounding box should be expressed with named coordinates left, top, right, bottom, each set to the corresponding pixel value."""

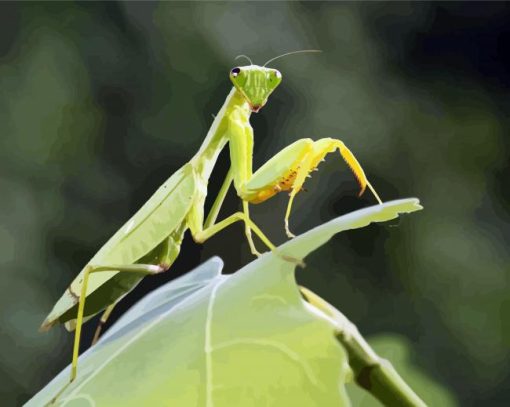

left=235, top=54, right=253, bottom=65
left=263, top=49, right=322, bottom=67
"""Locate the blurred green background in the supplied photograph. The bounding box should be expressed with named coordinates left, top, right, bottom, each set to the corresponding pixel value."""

left=1, top=2, right=508, bottom=405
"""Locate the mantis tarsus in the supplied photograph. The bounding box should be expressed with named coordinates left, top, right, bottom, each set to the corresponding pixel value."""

left=40, top=51, right=382, bottom=402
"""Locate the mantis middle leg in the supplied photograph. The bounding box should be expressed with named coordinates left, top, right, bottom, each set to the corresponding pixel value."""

left=203, top=166, right=262, bottom=256
left=191, top=165, right=272, bottom=256
left=189, top=203, right=276, bottom=253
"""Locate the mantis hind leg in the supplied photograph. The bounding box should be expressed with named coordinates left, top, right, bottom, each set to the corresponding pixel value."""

left=51, top=226, right=187, bottom=404
left=89, top=225, right=187, bottom=346
left=91, top=303, right=116, bottom=346
left=49, top=262, right=167, bottom=405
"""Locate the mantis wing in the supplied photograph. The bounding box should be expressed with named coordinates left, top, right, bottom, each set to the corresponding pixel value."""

left=41, top=163, right=197, bottom=330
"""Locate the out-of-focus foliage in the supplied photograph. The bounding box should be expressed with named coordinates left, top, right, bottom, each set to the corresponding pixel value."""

left=347, top=335, right=457, bottom=407
left=27, top=200, right=421, bottom=406
left=0, top=2, right=508, bottom=405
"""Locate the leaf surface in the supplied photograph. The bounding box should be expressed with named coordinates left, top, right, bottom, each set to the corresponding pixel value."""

left=27, top=198, right=422, bottom=407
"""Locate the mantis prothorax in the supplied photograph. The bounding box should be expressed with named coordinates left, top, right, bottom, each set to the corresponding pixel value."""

left=40, top=51, right=382, bottom=403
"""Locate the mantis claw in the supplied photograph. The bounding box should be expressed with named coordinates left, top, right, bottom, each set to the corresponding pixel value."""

left=285, top=219, right=296, bottom=239
left=281, top=253, right=306, bottom=268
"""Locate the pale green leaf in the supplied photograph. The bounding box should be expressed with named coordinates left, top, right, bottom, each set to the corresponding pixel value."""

left=27, top=198, right=422, bottom=407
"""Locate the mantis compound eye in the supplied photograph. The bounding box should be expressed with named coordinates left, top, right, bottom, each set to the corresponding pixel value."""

left=274, top=70, right=281, bottom=79
left=231, top=67, right=241, bottom=77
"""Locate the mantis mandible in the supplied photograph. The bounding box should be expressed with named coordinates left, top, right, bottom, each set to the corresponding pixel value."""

left=40, top=51, right=382, bottom=402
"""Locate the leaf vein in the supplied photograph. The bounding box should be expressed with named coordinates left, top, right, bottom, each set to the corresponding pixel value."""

left=212, top=338, right=320, bottom=388
left=205, top=277, right=227, bottom=407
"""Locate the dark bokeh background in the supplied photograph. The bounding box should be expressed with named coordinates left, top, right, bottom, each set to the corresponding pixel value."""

left=1, top=2, right=509, bottom=405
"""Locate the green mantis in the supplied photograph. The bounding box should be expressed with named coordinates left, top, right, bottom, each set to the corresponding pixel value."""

left=40, top=52, right=382, bottom=402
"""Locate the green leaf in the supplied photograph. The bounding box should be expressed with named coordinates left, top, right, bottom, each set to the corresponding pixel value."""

left=26, top=198, right=422, bottom=406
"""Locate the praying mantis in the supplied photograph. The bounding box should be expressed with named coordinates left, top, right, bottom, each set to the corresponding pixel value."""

left=40, top=51, right=382, bottom=403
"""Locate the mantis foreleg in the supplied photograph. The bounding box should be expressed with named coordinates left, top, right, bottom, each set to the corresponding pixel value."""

left=228, top=112, right=382, bottom=237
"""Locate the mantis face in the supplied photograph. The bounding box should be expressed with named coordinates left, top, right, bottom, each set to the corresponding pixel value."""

left=229, top=65, right=282, bottom=113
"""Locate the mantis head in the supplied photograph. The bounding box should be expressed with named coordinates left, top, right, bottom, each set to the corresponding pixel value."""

left=229, top=65, right=282, bottom=113
left=229, top=50, right=321, bottom=113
